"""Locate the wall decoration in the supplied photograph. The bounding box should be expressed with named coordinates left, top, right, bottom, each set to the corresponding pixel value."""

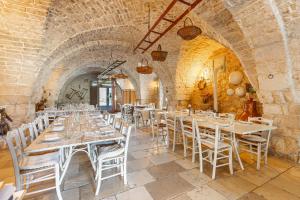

left=0, top=107, right=12, bottom=135
left=197, top=80, right=206, bottom=90
left=229, top=71, right=243, bottom=85
left=226, top=88, right=234, bottom=96
left=245, top=83, right=256, bottom=93
left=151, top=44, right=168, bottom=61
left=65, top=87, right=88, bottom=100
left=235, top=86, right=246, bottom=97
left=177, top=17, right=202, bottom=40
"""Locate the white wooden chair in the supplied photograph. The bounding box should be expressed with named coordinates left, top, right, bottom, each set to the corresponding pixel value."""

left=42, top=113, right=50, bottom=128
left=180, top=116, right=198, bottom=162
left=194, top=119, right=233, bottom=179
left=31, top=118, right=43, bottom=137
left=113, top=113, right=123, bottom=131
left=94, top=123, right=132, bottom=196
left=30, top=121, right=39, bottom=139
left=150, top=110, right=167, bottom=143
left=140, top=110, right=151, bottom=126
left=237, top=117, right=273, bottom=170
left=107, top=114, right=115, bottom=126
left=6, top=130, right=62, bottom=199
left=165, top=114, right=182, bottom=151
left=18, top=123, right=36, bottom=149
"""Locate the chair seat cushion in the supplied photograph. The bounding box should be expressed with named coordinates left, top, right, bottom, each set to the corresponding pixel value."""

left=201, top=138, right=230, bottom=149
left=157, top=123, right=166, bottom=128
left=97, top=144, right=125, bottom=160
left=241, top=135, right=266, bottom=143
left=19, top=152, right=59, bottom=170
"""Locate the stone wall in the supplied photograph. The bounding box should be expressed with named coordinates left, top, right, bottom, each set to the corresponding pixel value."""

left=138, top=73, right=159, bottom=105
left=175, top=36, right=261, bottom=116
left=57, top=74, right=97, bottom=105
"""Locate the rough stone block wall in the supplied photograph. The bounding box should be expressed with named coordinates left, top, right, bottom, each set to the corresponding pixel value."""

left=0, top=0, right=299, bottom=159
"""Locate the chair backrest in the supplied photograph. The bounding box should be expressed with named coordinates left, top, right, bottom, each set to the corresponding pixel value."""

left=194, top=118, right=222, bottom=149
left=42, top=113, right=49, bottom=128
left=218, top=113, right=236, bottom=120
left=18, top=123, right=35, bottom=149
left=248, top=117, right=273, bottom=137
left=108, top=114, right=115, bottom=125
left=6, top=130, right=23, bottom=190
left=180, top=116, right=193, bottom=137
left=30, top=121, right=39, bottom=139
left=150, top=110, right=163, bottom=122
left=37, top=116, right=44, bottom=132
left=165, top=114, right=176, bottom=134
left=113, top=114, right=123, bottom=131
left=140, top=110, right=150, bottom=121
left=248, top=117, right=273, bottom=126
left=194, top=110, right=214, bottom=116
left=194, top=110, right=204, bottom=114
left=120, top=122, right=132, bottom=157
left=32, top=117, right=43, bottom=136
left=103, top=111, right=109, bottom=120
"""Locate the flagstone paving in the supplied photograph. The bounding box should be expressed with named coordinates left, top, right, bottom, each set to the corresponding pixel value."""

left=0, top=127, right=299, bottom=200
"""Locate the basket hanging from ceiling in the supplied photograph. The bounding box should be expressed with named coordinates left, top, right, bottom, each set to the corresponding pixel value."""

left=151, top=44, right=168, bottom=61
left=177, top=17, right=202, bottom=40
left=136, top=58, right=153, bottom=74
left=111, top=71, right=128, bottom=79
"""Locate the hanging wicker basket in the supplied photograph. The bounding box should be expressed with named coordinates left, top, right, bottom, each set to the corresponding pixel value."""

left=177, top=17, right=202, bottom=40
left=151, top=44, right=168, bottom=61
left=111, top=73, right=128, bottom=79
left=136, top=58, right=153, bottom=74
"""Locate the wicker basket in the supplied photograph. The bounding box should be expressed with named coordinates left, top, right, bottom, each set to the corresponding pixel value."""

left=136, top=58, right=153, bottom=74
left=177, top=17, right=202, bottom=40
left=111, top=73, right=128, bottom=79
left=151, top=44, right=168, bottom=61
left=136, top=66, right=153, bottom=74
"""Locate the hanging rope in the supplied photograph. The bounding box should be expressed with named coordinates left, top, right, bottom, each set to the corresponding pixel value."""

left=147, top=3, right=151, bottom=42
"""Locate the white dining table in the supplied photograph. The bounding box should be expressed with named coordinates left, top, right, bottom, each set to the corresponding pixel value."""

left=164, top=111, right=277, bottom=170
left=25, top=115, right=124, bottom=183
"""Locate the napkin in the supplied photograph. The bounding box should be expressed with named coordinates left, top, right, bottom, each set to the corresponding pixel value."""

left=53, top=122, right=64, bottom=126
left=52, top=126, right=64, bottom=132
left=44, top=133, right=61, bottom=142
left=99, top=127, right=115, bottom=133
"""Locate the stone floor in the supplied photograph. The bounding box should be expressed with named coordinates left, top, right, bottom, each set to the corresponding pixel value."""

left=1, top=127, right=300, bottom=200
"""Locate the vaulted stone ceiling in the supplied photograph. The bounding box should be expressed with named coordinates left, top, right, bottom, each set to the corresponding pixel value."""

left=0, top=0, right=300, bottom=156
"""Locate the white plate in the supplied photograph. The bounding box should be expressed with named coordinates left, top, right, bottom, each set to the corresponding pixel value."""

left=53, top=122, right=64, bottom=126
left=97, top=123, right=108, bottom=127
left=52, top=126, right=64, bottom=132
left=238, top=120, right=253, bottom=124
left=43, top=134, right=61, bottom=142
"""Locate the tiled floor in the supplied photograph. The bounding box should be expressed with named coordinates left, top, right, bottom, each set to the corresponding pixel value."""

left=1, top=127, right=300, bottom=200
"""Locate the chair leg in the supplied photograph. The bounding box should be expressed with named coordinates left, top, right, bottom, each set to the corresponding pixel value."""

left=199, top=144, right=203, bottom=173
left=183, top=136, right=187, bottom=158
left=264, top=144, right=268, bottom=165
left=229, top=147, right=233, bottom=175
left=257, top=144, right=261, bottom=170
left=192, top=138, right=196, bottom=163
left=172, top=131, right=176, bottom=152
left=151, top=124, right=155, bottom=139
left=212, top=150, right=218, bottom=180
left=123, top=158, right=128, bottom=185
left=95, top=162, right=103, bottom=196
left=55, top=164, right=63, bottom=200
left=120, top=158, right=124, bottom=176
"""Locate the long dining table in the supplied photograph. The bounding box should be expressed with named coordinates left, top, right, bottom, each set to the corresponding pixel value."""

left=165, top=111, right=277, bottom=170
left=25, top=114, right=124, bottom=183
